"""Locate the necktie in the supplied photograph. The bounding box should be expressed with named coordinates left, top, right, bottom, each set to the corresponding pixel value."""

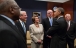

left=22, top=22, right=26, bottom=33
left=49, top=18, right=53, bottom=26
left=67, top=21, right=70, bottom=31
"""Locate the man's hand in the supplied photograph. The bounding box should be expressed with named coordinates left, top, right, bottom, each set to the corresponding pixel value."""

left=37, top=40, right=41, bottom=43
left=47, top=35, right=52, bottom=38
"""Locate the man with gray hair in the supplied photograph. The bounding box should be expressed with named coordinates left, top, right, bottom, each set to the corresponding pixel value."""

left=42, top=9, right=56, bottom=48
left=0, top=0, right=26, bottom=48
left=65, top=14, right=76, bottom=48
left=15, top=11, right=28, bottom=48
left=47, top=7, right=67, bottom=48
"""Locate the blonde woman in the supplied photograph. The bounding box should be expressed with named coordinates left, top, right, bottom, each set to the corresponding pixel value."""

left=29, top=16, right=44, bottom=48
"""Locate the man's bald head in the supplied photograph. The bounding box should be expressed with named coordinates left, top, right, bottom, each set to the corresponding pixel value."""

left=47, top=10, right=53, bottom=13
left=65, top=14, right=71, bottom=21
left=65, top=14, right=71, bottom=17
left=47, top=10, right=53, bottom=18
left=0, top=0, right=19, bottom=13
left=20, top=11, right=26, bottom=15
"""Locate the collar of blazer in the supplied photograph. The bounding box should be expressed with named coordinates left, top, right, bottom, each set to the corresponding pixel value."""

left=57, top=16, right=63, bottom=20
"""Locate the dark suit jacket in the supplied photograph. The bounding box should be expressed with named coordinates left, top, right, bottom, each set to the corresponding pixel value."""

left=0, top=16, right=26, bottom=48
left=15, top=20, right=27, bottom=48
left=42, top=17, right=56, bottom=35
left=47, top=16, right=67, bottom=48
left=66, top=21, right=76, bottom=39
left=47, top=17, right=67, bottom=39
left=42, top=17, right=56, bottom=39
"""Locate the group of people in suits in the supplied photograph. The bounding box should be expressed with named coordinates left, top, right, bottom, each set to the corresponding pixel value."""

left=0, top=0, right=43, bottom=48
left=0, top=0, right=76, bottom=48
left=28, top=7, right=76, bottom=48
left=42, top=8, right=76, bottom=48
left=0, top=0, right=27, bottom=48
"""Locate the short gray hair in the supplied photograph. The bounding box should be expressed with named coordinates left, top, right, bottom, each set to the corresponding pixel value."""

left=57, top=7, right=64, bottom=15
left=47, top=10, right=53, bottom=13
left=0, top=0, right=18, bottom=12
left=20, top=11, right=26, bottom=16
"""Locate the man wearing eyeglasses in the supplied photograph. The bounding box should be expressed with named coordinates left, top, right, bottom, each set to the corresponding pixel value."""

left=0, top=0, right=26, bottom=48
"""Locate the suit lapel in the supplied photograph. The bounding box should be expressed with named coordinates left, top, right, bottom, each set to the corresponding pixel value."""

left=17, top=21, right=24, bottom=32
left=67, top=21, right=73, bottom=31
left=46, top=18, right=51, bottom=26
left=69, top=21, right=72, bottom=29
left=46, top=18, right=56, bottom=26
left=52, top=18, right=56, bottom=25
left=0, top=16, right=25, bottom=42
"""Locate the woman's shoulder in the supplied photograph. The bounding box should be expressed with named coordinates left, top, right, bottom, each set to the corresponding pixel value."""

left=29, top=24, right=34, bottom=27
left=39, top=24, right=43, bottom=26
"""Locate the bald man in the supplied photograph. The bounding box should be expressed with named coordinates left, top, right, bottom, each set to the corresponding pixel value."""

left=42, top=10, right=56, bottom=48
left=15, top=11, right=28, bottom=48
left=0, top=0, right=26, bottom=48
left=65, top=14, right=76, bottom=48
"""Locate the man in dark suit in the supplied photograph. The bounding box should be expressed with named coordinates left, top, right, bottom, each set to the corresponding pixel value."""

left=42, top=10, right=56, bottom=48
left=47, top=7, right=67, bottom=48
left=15, top=11, right=28, bottom=48
left=65, top=14, right=76, bottom=48
left=0, top=0, right=26, bottom=48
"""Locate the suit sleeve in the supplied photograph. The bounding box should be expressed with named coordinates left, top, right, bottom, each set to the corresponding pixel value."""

left=29, top=25, right=39, bottom=43
left=47, top=20, right=60, bottom=36
left=0, top=30, right=18, bottom=48
left=40, top=24, right=44, bottom=40
left=41, top=19, right=47, bottom=34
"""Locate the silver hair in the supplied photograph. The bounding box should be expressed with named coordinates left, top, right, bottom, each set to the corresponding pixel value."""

left=47, top=10, right=53, bottom=13
left=0, top=0, right=18, bottom=12
left=20, top=11, right=26, bottom=16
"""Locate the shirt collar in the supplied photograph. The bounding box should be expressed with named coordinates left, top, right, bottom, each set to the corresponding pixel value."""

left=19, top=19, right=24, bottom=26
left=48, top=17, right=53, bottom=20
left=57, top=16, right=63, bottom=20
left=0, top=15, right=15, bottom=25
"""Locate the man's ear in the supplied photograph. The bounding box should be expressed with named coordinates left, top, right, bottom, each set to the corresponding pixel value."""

left=9, top=6, right=14, bottom=14
left=59, top=11, right=61, bottom=14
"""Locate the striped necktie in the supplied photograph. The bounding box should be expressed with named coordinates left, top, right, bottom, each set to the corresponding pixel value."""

left=22, top=22, right=26, bottom=33
left=49, top=18, right=53, bottom=26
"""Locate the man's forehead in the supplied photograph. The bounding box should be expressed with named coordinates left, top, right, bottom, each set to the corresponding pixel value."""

left=66, top=14, right=71, bottom=16
left=65, top=14, right=71, bottom=18
left=20, top=11, right=26, bottom=14
left=47, top=10, right=53, bottom=13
